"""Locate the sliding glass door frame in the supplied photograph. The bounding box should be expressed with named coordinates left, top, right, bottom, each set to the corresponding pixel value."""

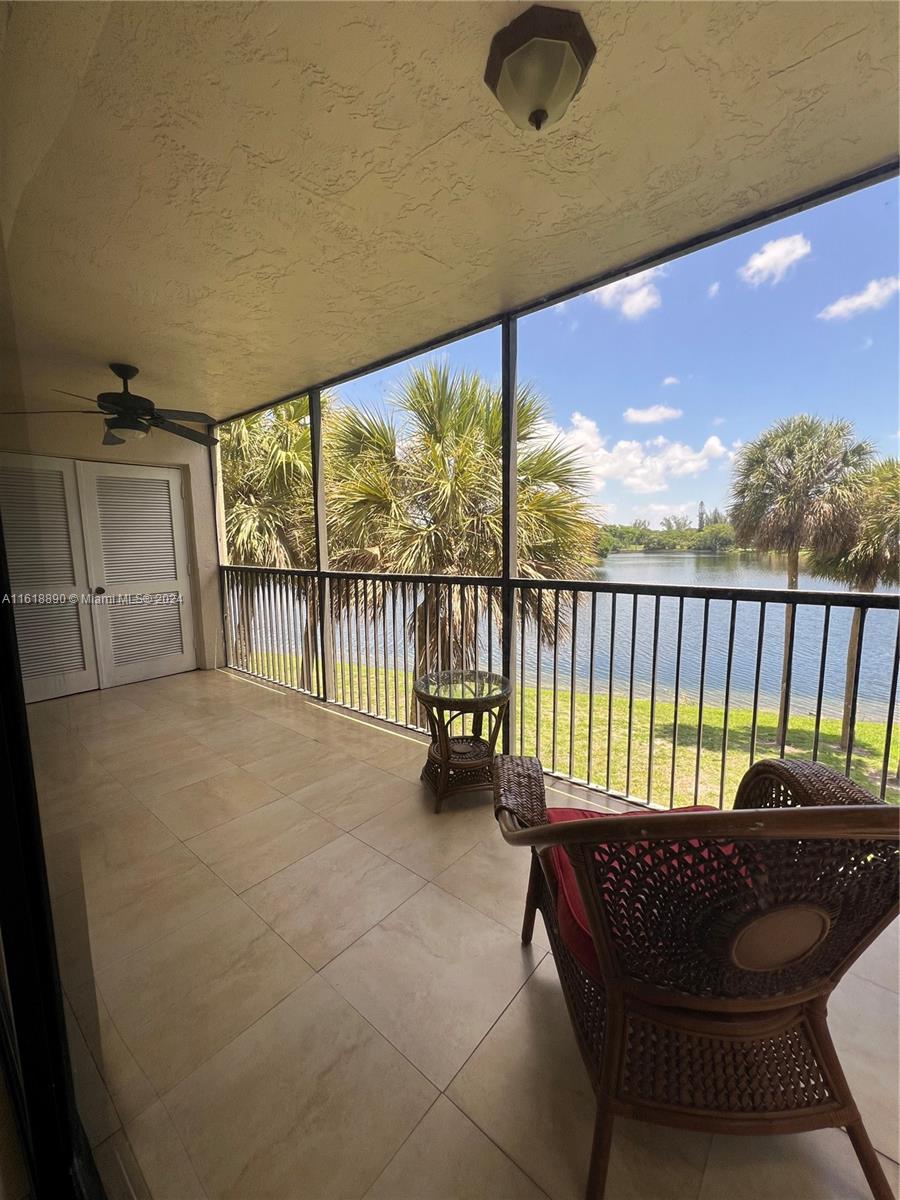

left=0, top=514, right=105, bottom=1199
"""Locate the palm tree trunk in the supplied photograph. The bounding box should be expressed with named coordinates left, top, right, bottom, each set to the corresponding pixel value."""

left=840, top=586, right=872, bottom=751
left=776, top=548, right=800, bottom=744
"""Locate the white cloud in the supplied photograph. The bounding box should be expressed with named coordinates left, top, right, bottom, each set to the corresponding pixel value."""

left=662, top=375, right=679, bottom=386
left=738, top=234, right=811, bottom=287
left=707, top=281, right=720, bottom=298
left=817, top=276, right=900, bottom=321
left=541, top=412, right=728, bottom=495
left=634, top=501, right=697, bottom=525
left=712, top=416, right=725, bottom=426
left=592, top=267, right=663, bottom=319
left=623, top=403, right=682, bottom=425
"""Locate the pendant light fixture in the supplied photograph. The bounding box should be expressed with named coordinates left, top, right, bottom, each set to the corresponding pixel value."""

left=484, top=5, right=596, bottom=132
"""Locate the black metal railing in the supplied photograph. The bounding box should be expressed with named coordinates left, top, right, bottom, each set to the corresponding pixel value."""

left=221, top=565, right=899, bottom=807
left=324, top=572, right=502, bottom=727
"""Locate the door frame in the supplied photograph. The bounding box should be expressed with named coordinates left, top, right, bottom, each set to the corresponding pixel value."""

left=75, top=460, right=197, bottom=687
left=0, top=452, right=100, bottom=702
left=0, top=512, right=106, bottom=1199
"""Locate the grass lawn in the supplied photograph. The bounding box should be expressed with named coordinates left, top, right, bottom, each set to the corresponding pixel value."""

left=244, top=651, right=898, bottom=807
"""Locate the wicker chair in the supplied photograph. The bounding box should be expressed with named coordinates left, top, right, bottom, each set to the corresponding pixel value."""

left=493, top=756, right=899, bottom=1200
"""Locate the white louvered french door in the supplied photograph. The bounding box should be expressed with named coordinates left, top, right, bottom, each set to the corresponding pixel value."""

left=0, top=454, right=100, bottom=701
left=76, top=462, right=196, bottom=686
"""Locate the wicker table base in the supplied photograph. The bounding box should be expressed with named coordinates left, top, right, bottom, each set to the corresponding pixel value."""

left=421, top=736, right=494, bottom=804
left=413, top=670, right=510, bottom=813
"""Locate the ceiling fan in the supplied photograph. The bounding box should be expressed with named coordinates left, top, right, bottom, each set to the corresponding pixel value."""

left=0, top=363, right=218, bottom=447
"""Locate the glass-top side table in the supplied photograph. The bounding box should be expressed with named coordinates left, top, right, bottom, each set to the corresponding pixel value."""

left=412, top=670, right=511, bottom=813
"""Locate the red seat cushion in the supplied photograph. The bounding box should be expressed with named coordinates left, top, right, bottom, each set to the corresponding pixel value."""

left=546, top=806, right=719, bottom=982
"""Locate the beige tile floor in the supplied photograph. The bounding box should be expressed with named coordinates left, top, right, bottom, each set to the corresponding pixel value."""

left=28, top=669, right=899, bottom=1200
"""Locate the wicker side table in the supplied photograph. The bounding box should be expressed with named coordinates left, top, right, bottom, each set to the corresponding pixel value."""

left=413, top=670, right=511, bottom=813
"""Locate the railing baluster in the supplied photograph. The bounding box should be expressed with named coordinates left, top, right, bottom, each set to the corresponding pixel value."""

left=519, top=586, right=526, bottom=755
left=778, top=600, right=797, bottom=760
left=473, top=585, right=480, bottom=677
left=487, top=585, right=494, bottom=674
left=373, top=580, right=382, bottom=717
left=279, top=574, right=293, bottom=689
left=586, top=592, right=597, bottom=788
left=301, top=574, right=312, bottom=694
left=353, top=578, right=362, bottom=710
left=424, top=581, right=432, bottom=681
left=535, top=589, right=543, bottom=762
left=844, top=607, right=867, bottom=777
left=363, top=579, right=372, bottom=713
left=447, top=582, right=453, bottom=675
left=625, top=594, right=637, bottom=798
left=314, top=576, right=325, bottom=697
left=812, top=605, right=831, bottom=762
left=606, top=593, right=617, bottom=793
left=270, top=571, right=281, bottom=683
left=392, top=582, right=400, bottom=721
left=382, top=580, right=390, bottom=718
left=880, top=619, right=899, bottom=800
left=749, top=602, right=766, bottom=767
left=647, top=595, right=660, bottom=805
left=718, top=600, right=737, bottom=809
left=436, top=583, right=442, bottom=677
left=293, top=574, right=305, bottom=693
left=568, top=591, right=578, bottom=778
left=668, top=596, right=684, bottom=810
left=261, top=571, right=273, bottom=680
left=693, top=598, right=710, bottom=804
left=280, top=573, right=293, bottom=690
left=299, top=576, right=309, bottom=692
left=551, top=589, right=560, bottom=773
left=339, top=579, right=349, bottom=704
left=401, top=582, right=409, bottom=725
left=461, top=585, right=467, bottom=672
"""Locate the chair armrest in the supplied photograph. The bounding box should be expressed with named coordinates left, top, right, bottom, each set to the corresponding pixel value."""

left=492, top=755, right=547, bottom=830
left=734, top=759, right=884, bottom=810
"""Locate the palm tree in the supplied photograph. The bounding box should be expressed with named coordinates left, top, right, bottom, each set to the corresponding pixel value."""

left=218, top=397, right=315, bottom=568
left=807, top=458, right=899, bottom=748
left=325, top=362, right=600, bottom=673
left=729, top=415, right=874, bottom=740
left=218, top=398, right=319, bottom=686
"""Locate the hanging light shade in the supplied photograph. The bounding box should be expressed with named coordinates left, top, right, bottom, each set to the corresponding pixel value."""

left=105, top=414, right=148, bottom=442
left=484, top=5, right=596, bottom=132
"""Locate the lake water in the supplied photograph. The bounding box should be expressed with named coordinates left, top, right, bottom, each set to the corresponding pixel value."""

left=516, top=552, right=898, bottom=723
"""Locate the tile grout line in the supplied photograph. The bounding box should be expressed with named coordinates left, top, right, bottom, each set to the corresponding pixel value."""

left=440, top=1093, right=554, bottom=1200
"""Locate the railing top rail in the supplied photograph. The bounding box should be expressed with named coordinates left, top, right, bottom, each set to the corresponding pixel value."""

left=222, top=563, right=318, bottom=576
left=323, top=569, right=502, bottom=587
left=512, top=576, right=900, bottom=609
left=220, top=564, right=898, bottom=611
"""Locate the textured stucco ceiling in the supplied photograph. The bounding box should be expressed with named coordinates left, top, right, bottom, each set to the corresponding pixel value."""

left=1, top=1, right=897, bottom=421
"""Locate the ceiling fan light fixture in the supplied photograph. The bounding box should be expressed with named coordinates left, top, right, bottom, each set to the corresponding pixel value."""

left=105, top=414, right=148, bottom=442
left=484, top=5, right=596, bottom=132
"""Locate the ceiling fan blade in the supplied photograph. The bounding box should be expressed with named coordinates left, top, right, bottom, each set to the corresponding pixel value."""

left=0, top=409, right=97, bottom=415
left=52, top=389, right=96, bottom=403
left=153, top=417, right=218, bottom=447
left=102, top=428, right=125, bottom=446
left=154, top=408, right=215, bottom=423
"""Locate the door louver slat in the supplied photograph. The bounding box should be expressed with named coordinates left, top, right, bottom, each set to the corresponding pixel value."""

left=108, top=601, right=184, bottom=666
left=14, top=604, right=86, bottom=677
left=0, top=467, right=76, bottom=589
left=96, top=476, right=177, bottom=583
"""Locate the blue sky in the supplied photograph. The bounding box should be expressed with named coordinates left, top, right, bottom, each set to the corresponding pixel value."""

left=337, top=178, right=899, bottom=526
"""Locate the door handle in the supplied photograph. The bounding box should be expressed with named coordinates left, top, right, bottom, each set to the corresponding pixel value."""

left=93, top=586, right=106, bottom=596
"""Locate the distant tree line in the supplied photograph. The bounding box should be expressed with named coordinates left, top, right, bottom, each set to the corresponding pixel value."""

left=597, top=516, right=735, bottom=556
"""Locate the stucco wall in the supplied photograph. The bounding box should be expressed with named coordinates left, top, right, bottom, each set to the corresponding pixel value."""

left=0, top=416, right=224, bottom=671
